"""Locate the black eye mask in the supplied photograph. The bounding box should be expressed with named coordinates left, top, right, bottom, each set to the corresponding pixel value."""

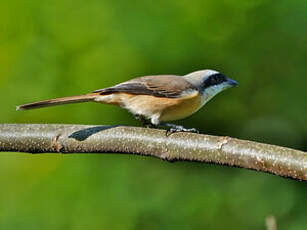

left=202, top=73, right=227, bottom=89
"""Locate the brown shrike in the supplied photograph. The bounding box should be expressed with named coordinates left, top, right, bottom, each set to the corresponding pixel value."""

left=17, top=70, right=238, bottom=133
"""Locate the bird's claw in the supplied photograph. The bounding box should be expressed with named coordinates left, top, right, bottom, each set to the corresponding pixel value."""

left=165, top=126, right=199, bottom=136
left=145, top=123, right=156, bottom=128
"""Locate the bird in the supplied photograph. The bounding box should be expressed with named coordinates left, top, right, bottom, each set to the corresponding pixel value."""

left=17, top=69, right=238, bottom=134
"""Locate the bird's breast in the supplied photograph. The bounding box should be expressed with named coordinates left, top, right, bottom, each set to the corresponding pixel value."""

left=159, top=92, right=204, bottom=121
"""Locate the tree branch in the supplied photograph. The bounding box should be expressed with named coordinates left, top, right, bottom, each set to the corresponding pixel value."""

left=0, top=124, right=306, bottom=181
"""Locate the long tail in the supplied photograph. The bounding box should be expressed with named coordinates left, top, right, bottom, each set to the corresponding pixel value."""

left=16, top=93, right=98, bottom=111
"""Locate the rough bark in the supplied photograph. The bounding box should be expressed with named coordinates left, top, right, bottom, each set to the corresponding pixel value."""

left=0, top=124, right=306, bottom=181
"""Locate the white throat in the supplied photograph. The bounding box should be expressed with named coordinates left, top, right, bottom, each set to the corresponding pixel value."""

left=200, top=84, right=226, bottom=107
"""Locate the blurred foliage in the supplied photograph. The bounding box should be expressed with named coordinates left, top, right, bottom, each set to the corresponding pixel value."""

left=0, top=0, right=306, bottom=229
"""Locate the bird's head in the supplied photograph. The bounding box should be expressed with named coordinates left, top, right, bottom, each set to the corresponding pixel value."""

left=183, top=70, right=238, bottom=101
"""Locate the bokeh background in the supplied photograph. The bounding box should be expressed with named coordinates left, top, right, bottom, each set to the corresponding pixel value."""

left=1, top=0, right=306, bottom=229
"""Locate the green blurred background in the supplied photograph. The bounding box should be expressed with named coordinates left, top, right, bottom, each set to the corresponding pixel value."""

left=1, top=0, right=306, bottom=229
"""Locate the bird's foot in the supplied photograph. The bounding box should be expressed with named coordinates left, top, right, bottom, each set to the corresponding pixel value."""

left=144, top=123, right=156, bottom=128
left=134, top=114, right=156, bottom=128
left=161, top=123, right=199, bottom=136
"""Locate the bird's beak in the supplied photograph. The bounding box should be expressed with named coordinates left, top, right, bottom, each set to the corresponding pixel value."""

left=226, top=78, right=238, bottom=87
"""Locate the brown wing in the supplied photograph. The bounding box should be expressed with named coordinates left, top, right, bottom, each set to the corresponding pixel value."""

left=93, top=75, right=197, bottom=98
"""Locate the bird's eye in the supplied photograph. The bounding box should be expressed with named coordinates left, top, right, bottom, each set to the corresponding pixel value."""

left=210, top=74, right=226, bottom=85
left=210, top=76, right=219, bottom=84
left=201, top=73, right=227, bottom=89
